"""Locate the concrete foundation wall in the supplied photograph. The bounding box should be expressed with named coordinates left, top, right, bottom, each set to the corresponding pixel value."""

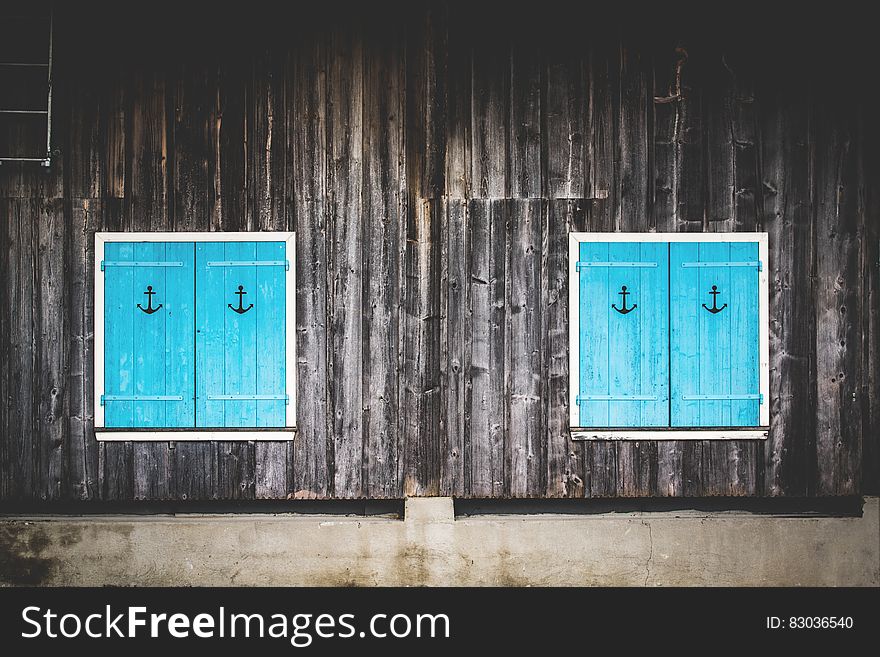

left=2, top=497, right=878, bottom=586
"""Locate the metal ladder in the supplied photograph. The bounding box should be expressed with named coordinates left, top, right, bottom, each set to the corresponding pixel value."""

left=0, top=3, right=53, bottom=166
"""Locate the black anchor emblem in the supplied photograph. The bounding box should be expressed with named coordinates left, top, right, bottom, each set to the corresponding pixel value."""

left=228, top=285, right=254, bottom=314
left=702, top=285, right=727, bottom=314
left=612, top=285, right=636, bottom=314
left=137, top=286, right=162, bottom=314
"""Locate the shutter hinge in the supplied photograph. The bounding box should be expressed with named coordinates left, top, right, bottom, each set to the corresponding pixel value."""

left=576, top=261, right=657, bottom=271
left=577, top=395, right=658, bottom=403
left=206, top=394, right=288, bottom=401
left=680, top=260, right=762, bottom=271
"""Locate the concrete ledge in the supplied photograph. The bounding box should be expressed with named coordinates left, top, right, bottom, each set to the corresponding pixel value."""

left=1, top=497, right=877, bottom=586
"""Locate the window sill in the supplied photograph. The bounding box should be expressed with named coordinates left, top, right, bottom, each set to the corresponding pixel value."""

left=570, top=428, right=769, bottom=441
left=95, top=428, right=296, bottom=442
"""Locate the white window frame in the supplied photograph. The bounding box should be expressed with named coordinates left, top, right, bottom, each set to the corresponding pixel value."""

left=568, top=231, right=769, bottom=441
left=94, top=232, right=296, bottom=441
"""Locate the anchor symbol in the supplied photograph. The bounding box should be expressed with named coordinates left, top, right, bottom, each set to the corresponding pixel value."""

left=612, top=285, right=636, bottom=314
left=228, top=285, right=254, bottom=314
left=136, top=286, right=162, bottom=314
left=702, top=285, right=727, bottom=314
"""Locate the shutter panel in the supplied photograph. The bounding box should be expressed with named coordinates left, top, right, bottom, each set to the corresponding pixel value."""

left=103, top=242, right=195, bottom=427
left=670, top=241, right=761, bottom=427
left=577, top=242, right=669, bottom=427
left=196, top=241, right=287, bottom=427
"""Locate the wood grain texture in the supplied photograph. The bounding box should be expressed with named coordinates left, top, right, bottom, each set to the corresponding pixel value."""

left=362, top=19, right=403, bottom=497
left=328, top=24, right=364, bottom=497
left=545, top=42, right=586, bottom=200
left=0, top=8, right=873, bottom=501
left=760, top=80, right=814, bottom=496
left=65, top=199, right=99, bottom=500
left=814, top=101, right=863, bottom=496
left=863, top=111, right=880, bottom=496
left=290, top=32, right=330, bottom=500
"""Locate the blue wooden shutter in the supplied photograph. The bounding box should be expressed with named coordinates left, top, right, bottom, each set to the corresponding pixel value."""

left=196, top=241, right=287, bottom=427
left=670, top=242, right=761, bottom=427
left=577, top=242, right=669, bottom=426
left=103, top=242, right=195, bottom=427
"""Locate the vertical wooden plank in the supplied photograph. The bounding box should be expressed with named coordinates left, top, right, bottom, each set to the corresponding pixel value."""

left=169, top=63, right=215, bottom=232
left=103, top=243, right=134, bottom=428
left=35, top=198, right=66, bottom=499
left=292, top=201, right=331, bottom=500
left=589, top=43, right=615, bottom=210
left=423, top=5, right=447, bottom=200
left=704, top=55, right=734, bottom=225
left=608, top=245, right=643, bottom=426
left=863, top=109, right=880, bottom=496
left=614, top=42, right=650, bottom=231
left=217, top=57, right=247, bottom=232
left=362, top=22, right=403, bottom=497
left=66, top=199, right=99, bottom=500
left=545, top=42, right=586, bottom=199
left=670, top=244, right=700, bottom=412
left=546, top=200, right=584, bottom=497
left=761, top=85, right=814, bottom=496
left=66, top=67, right=102, bottom=200
left=0, top=200, right=35, bottom=499
left=249, top=49, right=288, bottom=232
left=507, top=199, right=544, bottom=496
left=132, top=244, right=167, bottom=428
left=404, top=3, right=447, bottom=201
left=444, top=12, right=471, bottom=199
left=698, top=244, right=733, bottom=426
left=328, top=24, right=364, bottom=497
left=467, top=199, right=490, bottom=495
left=441, top=199, right=468, bottom=496
left=165, top=242, right=196, bottom=427
left=0, top=201, right=9, bottom=498
left=729, top=242, right=761, bottom=426
left=290, top=27, right=330, bottom=499
left=651, top=41, right=701, bottom=231
left=465, top=199, right=506, bottom=496
left=578, top=242, right=610, bottom=426
left=509, top=41, right=541, bottom=199
left=401, top=199, right=441, bottom=496
left=471, top=33, right=509, bottom=198
left=253, top=244, right=288, bottom=427
left=814, top=101, right=862, bottom=496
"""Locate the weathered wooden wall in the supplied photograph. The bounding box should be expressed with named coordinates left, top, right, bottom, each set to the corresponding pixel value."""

left=0, top=3, right=877, bottom=501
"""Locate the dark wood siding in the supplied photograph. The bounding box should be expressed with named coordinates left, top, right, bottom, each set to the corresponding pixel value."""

left=0, top=2, right=876, bottom=501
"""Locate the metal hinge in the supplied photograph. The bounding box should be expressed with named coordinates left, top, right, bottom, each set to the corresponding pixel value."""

left=207, top=260, right=290, bottom=271
left=101, top=261, right=184, bottom=271
left=577, top=395, right=658, bottom=403
left=100, top=394, right=184, bottom=405
left=680, top=261, right=762, bottom=272
left=207, top=394, right=289, bottom=404
left=576, top=261, right=658, bottom=271
left=682, top=394, right=763, bottom=403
